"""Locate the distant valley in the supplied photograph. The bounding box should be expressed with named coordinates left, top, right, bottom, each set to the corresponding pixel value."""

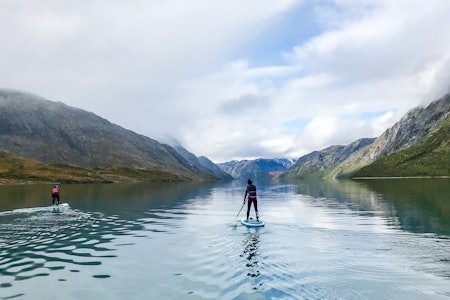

left=0, top=89, right=449, bottom=184
left=218, top=158, right=296, bottom=182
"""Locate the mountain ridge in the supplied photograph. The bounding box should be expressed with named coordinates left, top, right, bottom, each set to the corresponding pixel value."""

left=171, top=144, right=233, bottom=180
left=279, top=93, right=450, bottom=180
left=0, top=89, right=219, bottom=181
left=329, top=93, right=450, bottom=178
left=218, top=158, right=295, bottom=182
left=353, top=112, right=450, bottom=177
left=280, top=138, right=375, bottom=179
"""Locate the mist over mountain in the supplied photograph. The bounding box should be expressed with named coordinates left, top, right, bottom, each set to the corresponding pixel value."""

left=171, top=143, right=233, bottom=180
left=0, top=89, right=219, bottom=181
left=197, top=156, right=234, bottom=180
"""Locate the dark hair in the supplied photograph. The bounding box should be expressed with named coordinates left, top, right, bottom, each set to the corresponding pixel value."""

left=247, top=178, right=252, bottom=184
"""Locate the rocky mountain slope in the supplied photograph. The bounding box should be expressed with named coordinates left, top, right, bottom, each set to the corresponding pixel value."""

left=0, top=89, right=218, bottom=181
left=218, top=158, right=295, bottom=181
left=281, top=93, right=449, bottom=179
left=353, top=113, right=450, bottom=177
left=280, top=138, right=375, bottom=179
left=329, top=93, right=450, bottom=178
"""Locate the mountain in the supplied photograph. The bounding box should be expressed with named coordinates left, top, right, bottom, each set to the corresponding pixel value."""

left=329, top=93, right=450, bottom=178
left=281, top=93, right=450, bottom=180
left=0, top=89, right=218, bottom=181
left=197, top=156, right=234, bottom=180
left=0, top=149, right=182, bottom=184
left=280, top=138, right=375, bottom=179
left=353, top=113, right=450, bottom=177
left=218, top=158, right=295, bottom=181
left=171, top=143, right=233, bottom=180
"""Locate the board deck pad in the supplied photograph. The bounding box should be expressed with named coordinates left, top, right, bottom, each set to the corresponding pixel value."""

left=241, top=218, right=265, bottom=227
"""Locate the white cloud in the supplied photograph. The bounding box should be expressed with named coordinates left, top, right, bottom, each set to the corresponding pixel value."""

left=1, top=0, right=449, bottom=163
left=371, top=111, right=395, bottom=135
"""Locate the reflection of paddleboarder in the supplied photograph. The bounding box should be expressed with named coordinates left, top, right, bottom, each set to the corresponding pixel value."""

left=241, top=231, right=261, bottom=279
left=51, top=185, right=60, bottom=205
left=244, top=179, right=259, bottom=221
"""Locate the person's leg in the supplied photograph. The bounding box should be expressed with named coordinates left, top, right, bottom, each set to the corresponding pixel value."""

left=52, top=195, right=55, bottom=205
left=253, top=199, right=259, bottom=220
left=56, top=194, right=60, bottom=205
left=247, top=199, right=252, bottom=220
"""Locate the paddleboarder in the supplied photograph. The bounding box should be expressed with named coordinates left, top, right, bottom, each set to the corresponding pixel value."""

left=51, top=185, right=60, bottom=205
left=244, top=178, right=259, bottom=221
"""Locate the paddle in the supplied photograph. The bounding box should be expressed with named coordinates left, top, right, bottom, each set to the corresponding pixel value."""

left=236, top=195, right=247, bottom=219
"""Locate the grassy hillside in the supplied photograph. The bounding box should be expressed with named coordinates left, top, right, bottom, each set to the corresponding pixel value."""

left=0, top=150, right=181, bottom=184
left=353, top=116, right=450, bottom=177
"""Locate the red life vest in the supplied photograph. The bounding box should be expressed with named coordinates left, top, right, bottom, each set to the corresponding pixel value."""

left=52, top=187, right=59, bottom=194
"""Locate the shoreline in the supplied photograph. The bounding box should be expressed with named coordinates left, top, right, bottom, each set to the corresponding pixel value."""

left=353, top=176, right=449, bottom=180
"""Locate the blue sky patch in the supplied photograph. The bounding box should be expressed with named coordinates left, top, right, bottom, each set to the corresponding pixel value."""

left=282, top=118, right=310, bottom=132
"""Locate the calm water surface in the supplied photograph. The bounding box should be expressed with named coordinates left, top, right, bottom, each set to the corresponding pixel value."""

left=0, top=179, right=449, bottom=299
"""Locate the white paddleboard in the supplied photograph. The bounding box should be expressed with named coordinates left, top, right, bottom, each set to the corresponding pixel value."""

left=241, top=218, right=265, bottom=227
left=0, top=203, right=70, bottom=216
left=51, top=203, right=69, bottom=210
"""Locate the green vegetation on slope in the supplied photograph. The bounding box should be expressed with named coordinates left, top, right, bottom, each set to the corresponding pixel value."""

left=353, top=116, right=450, bottom=177
left=0, top=150, right=181, bottom=184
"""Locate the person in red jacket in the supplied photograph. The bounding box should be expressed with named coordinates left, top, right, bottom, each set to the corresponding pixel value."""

left=51, top=185, right=60, bottom=205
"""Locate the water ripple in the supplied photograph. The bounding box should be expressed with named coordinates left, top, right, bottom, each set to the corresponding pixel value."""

left=1, top=181, right=449, bottom=299
left=0, top=206, right=130, bottom=294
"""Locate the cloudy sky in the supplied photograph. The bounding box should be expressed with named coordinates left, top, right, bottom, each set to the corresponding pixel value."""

left=1, top=0, right=450, bottom=163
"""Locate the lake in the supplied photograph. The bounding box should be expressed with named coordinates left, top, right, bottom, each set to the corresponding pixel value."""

left=0, top=178, right=449, bottom=299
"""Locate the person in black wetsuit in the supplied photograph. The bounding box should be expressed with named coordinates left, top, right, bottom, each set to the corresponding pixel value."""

left=244, top=178, right=259, bottom=221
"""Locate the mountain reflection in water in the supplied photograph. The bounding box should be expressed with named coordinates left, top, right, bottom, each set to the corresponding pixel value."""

left=289, top=178, right=450, bottom=235
left=0, top=180, right=449, bottom=299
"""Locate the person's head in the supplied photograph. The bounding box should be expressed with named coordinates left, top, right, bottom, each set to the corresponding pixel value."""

left=247, top=178, right=252, bottom=185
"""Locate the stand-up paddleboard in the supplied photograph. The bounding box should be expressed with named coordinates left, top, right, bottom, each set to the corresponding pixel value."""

left=0, top=203, right=70, bottom=216
left=48, top=202, right=70, bottom=212
left=51, top=203, right=69, bottom=210
left=241, top=218, right=265, bottom=227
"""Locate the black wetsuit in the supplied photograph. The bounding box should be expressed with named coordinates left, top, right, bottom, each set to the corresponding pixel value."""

left=245, top=184, right=259, bottom=220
